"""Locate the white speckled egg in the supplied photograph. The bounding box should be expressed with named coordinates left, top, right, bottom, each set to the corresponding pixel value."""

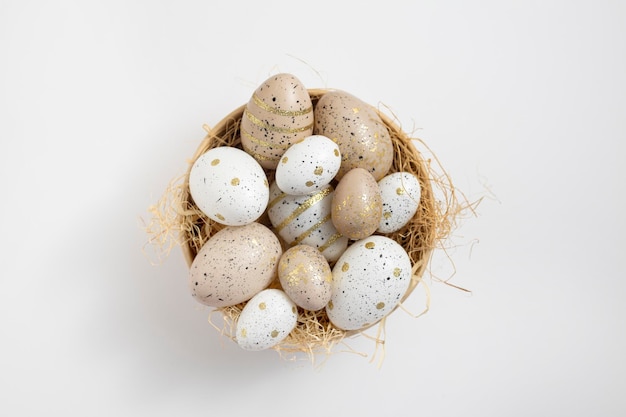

left=189, top=222, right=282, bottom=308
left=278, top=245, right=332, bottom=311
left=240, top=73, right=314, bottom=169
left=275, top=135, right=341, bottom=195
left=189, top=146, right=269, bottom=226
left=314, top=90, right=393, bottom=181
left=236, top=289, right=298, bottom=351
left=326, top=236, right=412, bottom=331
left=377, top=172, right=421, bottom=233
left=268, top=181, right=348, bottom=263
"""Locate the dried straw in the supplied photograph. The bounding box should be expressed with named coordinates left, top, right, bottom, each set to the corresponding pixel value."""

left=144, top=89, right=464, bottom=362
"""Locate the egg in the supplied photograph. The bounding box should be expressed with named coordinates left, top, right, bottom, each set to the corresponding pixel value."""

left=268, top=181, right=349, bottom=263
left=278, top=245, right=332, bottom=311
left=189, top=222, right=282, bottom=308
left=331, top=168, right=382, bottom=240
left=314, top=90, right=393, bottom=181
left=189, top=146, right=269, bottom=226
left=240, top=73, right=314, bottom=169
left=275, top=135, right=341, bottom=195
left=377, top=172, right=422, bottom=233
left=326, top=236, right=412, bottom=331
left=236, top=289, right=298, bottom=351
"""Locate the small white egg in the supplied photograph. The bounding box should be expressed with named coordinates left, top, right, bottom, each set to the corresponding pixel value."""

left=275, top=135, right=341, bottom=195
left=189, top=146, right=269, bottom=226
left=377, top=172, right=421, bottom=233
left=236, top=289, right=298, bottom=351
left=326, top=236, right=412, bottom=331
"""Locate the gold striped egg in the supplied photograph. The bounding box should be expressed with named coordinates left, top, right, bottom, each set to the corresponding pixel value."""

left=267, top=181, right=348, bottom=263
left=240, top=73, right=314, bottom=169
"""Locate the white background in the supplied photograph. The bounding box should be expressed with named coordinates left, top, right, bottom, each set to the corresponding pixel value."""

left=1, top=0, right=625, bottom=415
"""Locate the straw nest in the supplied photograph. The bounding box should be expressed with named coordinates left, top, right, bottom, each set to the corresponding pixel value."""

left=146, top=88, right=463, bottom=361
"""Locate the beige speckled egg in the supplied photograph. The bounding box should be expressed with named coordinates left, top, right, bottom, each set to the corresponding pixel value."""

left=240, top=73, right=314, bottom=169
left=268, top=181, right=348, bottom=263
left=189, top=222, right=282, bottom=308
left=331, top=168, right=382, bottom=240
left=326, top=236, right=412, bottom=331
left=314, top=90, right=393, bottom=181
left=236, top=289, right=298, bottom=351
left=278, top=245, right=332, bottom=311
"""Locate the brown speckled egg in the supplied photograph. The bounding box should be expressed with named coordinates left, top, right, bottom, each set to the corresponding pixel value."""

left=278, top=245, right=332, bottom=311
left=314, top=90, right=393, bottom=181
left=331, top=168, right=382, bottom=240
left=189, top=222, right=282, bottom=308
left=240, top=73, right=314, bottom=169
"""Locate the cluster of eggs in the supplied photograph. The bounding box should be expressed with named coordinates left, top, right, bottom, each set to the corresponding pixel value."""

left=188, top=73, right=422, bottom=351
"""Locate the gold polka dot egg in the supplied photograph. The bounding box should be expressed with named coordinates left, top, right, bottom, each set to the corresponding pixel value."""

left=327, top=235, right=413, bottom=331
left=188, top=146, right=269, bottom=226
left=377, top=171, right=422, bottom=233
left=275, top=134, right=341, bottom=195
left=236, top=289, right=298, bottom=351
left=240, top=73, right=314, bottom=169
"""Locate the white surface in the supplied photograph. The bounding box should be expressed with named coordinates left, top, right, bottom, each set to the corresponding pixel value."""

left=1, top=0, right=625, bottom=415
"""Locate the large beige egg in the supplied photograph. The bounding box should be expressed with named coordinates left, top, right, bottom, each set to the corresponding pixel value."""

left=240, top=73, right=314, bottom=169
left=278, top=245, right=332, bottom=311
left=267, top=181, right=348, bottom=263
left=331, top=168, right=382, bottom=240
left=314, top=90, right=393, bottom=181
left=189, top=222, right=282, bottom=308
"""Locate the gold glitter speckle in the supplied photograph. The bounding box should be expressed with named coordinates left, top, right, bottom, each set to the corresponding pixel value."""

left=376, top=302, right=385, bottom=310
left=264, top=179, right=268, bottom=187
left=240, top=328, right=247, bottom=338
left=334, top=148, right=339, bottom=157
left=282, top=157, right=288, bottom=164
left=292, top=306, right=297, bottom=314
left=216, top=213, right=225, bottom=221
left=383, top=211, right=392, bottom=219
left=270, top=330, right=279, bottom=338
left=305, top=180, right=314, bottom=187
left=393, top=268, right=401, bottom=277
left=352, top=107, right=360, bottom=114
left=396, top=187, right=405, bottom=195
left=365, top=242, right=375, bottom=249
left=231, top=178, right=240, bottom=186
left=342, top=262, right=350, bottom=272
left=211, top=159, right=220, bottom=166
left=327, top=300, right=334, bottom=310
left=313, top=166, right=323, bottom=175
left=259, top=302, right=266, bottom=310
